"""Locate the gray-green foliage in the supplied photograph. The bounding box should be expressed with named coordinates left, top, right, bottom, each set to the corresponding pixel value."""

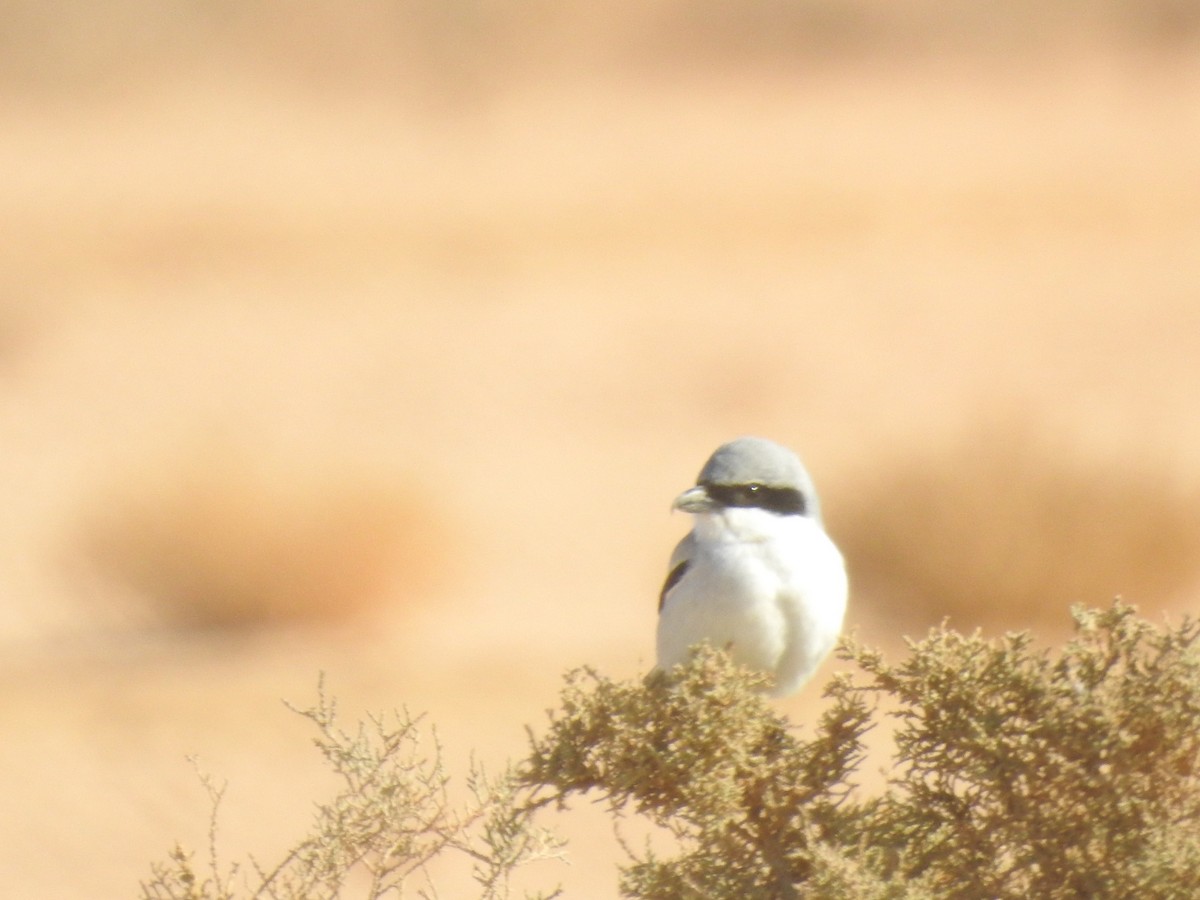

left=853, top=604, right=1200, bottom=898
left=144, top=603, right=1200, bottom=899
left=522, top=653, right=871, bottom=899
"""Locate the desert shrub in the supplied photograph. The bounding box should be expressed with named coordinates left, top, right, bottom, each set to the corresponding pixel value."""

left=82, top=450, right=445, bottom=631
left=144, top=602, right=1200, bottom=899
left=832, top=423, right=1200, bottom=632
left=141, top=679, right=563, bottom=900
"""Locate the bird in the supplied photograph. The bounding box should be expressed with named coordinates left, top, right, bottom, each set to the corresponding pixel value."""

left=655, top=437, right=848, bottom=698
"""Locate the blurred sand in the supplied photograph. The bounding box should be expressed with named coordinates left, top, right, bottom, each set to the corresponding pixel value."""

left=2, top=4, right=1199, bottom=896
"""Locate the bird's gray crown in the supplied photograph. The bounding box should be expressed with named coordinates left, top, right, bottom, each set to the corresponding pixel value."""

left=696, top=436, right=821, bottom=520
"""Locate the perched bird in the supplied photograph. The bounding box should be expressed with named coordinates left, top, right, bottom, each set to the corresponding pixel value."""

left=655, top=437, right=848, bottom=697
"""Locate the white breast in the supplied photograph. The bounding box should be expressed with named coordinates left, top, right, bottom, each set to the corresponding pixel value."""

left=656, top=507, right=847, bottom=697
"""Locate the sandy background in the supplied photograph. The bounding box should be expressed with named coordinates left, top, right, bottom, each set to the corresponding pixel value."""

left=2, top=3, right=1200, bottom=896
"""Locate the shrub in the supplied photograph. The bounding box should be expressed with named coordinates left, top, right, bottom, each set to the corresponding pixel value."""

left=141, top=680, right=563, bottom=900
left=81, top=451, right=444, bottom=631
left=144, top=602, right=1200, bottom=898
left=832, top=423, right=1200, bottom=632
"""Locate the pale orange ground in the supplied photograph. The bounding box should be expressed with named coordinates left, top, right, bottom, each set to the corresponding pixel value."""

left=2, top=7, right=1199, bottom=897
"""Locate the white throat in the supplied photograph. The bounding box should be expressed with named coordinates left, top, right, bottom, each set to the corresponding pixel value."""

left=690, top=506, right=809, bottom=545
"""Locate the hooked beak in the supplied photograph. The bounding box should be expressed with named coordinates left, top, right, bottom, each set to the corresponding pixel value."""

left=672, top=485, right=715, bottom=514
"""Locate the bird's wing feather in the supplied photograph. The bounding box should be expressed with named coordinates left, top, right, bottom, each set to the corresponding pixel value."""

left=658, top=532, right=696, bottom=612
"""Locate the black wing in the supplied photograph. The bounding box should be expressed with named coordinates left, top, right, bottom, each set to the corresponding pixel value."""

left=658, top=559, right=690, bottom=613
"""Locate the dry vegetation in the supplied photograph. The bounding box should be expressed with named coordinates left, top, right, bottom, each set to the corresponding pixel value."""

left=833, top=419, right=1200, bottom=634
left=79, top=447, right=444, bottom=630
left=144, top=678, right=563, bottom=900
left=144, top=603, right=1200, bottom=898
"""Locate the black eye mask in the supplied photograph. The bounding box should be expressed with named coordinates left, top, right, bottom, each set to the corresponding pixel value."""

left=700, top=482, right=808, bottom=516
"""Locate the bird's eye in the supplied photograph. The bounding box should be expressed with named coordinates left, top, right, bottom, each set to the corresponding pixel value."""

left=747, top=484, right=762, bottom=493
